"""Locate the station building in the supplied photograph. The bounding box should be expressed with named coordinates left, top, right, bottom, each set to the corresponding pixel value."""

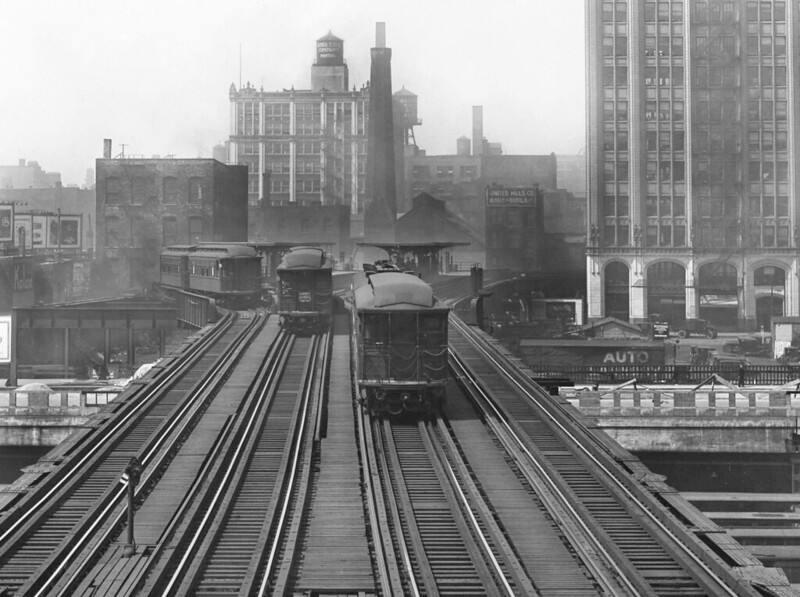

left=587, top=0, right=797, bottom=331
left=94, top=158, right=247, bottom=294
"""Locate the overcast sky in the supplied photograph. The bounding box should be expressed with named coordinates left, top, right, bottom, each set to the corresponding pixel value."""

left=1, top=0, right=585, bottom=186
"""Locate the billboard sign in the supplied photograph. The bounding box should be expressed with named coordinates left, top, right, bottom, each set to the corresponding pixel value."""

left=47, top=215, right=81, bottom=248
left=15, top=215, right=32, bottom=249
left=0, top=205, right=13, bottom=242
left=0, top=315, right=11, bottom=363
left=486, top=187, right=538, bottom=206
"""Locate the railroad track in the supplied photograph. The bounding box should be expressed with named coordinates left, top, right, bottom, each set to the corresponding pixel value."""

left=0, top=310, right=269, bottom=596
left=127, top=331, right=329, bottom=596
left=362, top=411, right=540, bottom=596
left=447, top=314, right=768, bottom=597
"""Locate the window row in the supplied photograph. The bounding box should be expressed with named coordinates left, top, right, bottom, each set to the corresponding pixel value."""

left=105, top=216, right=204, bottom=247
left=644, top=37, right=683, bottom=57
left=746, top=35, right=786, bottom=56
left=644, top=2, right=683, bottom=22
left=694, top=2, right=737, bottom=21
left=105, top=177, right=203, bottom=205
left=645, top=195, right=686, bottom=217
left=644, top=223, right=686, bottom=247
left=750, top=194, right=789, bottom=217
left=645, top=65, right=684, bottom=85
left=747, top=100, right=788, bottom=121
left=748, top=130, right=788, bottom=152
left=748, top=221, right=790, bottom=247
left=745, top=2, right=786, bottom=22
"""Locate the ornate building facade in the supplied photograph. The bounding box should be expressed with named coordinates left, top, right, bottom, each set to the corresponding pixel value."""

left=586, top=0, right=797, bottom=331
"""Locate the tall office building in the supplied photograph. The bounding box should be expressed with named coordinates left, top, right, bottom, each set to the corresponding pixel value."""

left=228, top=32, right=369, bottom=215
left=586, top=1, right=795, bottom=331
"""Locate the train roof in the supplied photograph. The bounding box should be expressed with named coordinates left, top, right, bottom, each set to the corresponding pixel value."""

left=161, top=246, right=197, bottom=258
left=277, top=246, right=332, bottom=270
left=190, top=243, right=258, bottom=259
left=354, top=272, right=446, bottom=310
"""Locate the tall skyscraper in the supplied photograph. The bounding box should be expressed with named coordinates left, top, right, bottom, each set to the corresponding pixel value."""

left=586, top=0, right=794, bottom=332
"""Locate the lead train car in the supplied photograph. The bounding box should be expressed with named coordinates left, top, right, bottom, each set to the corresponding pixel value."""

left=277, top=246, right=333, bottom=333
left=353, top=272, right=449, bottom=416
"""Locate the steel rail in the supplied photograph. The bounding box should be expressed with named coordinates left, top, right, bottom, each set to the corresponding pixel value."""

left=450, top=316, right=742, bottom=597
left=159, top=331, right=296, bottom=596
left=30, top=311, right=269, bottom=597
left=449, top=345, right=639, bottom=596
left=355, top=381, right=407, bottom=596
left=420, top=421, right=517, bottom=596
left=256, top=333, right=321, bottom=596
left=0, top=310, right=238, bottom=551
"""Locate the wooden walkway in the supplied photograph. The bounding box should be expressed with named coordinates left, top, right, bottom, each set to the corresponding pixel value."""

left=292, top=333, right=376, bottom=594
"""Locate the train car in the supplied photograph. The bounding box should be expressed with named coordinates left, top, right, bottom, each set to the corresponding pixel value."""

left=353, top=271, right=450, bottom=416
left=277, top=246, right=333, bottom=333
left=159, top=245, right=195, bottom=290
left=160, top=243, right=263, bottom=309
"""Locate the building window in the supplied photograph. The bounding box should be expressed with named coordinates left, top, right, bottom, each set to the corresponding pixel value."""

left=189, top=177, right=203, bottom=204
left=162, top=217, right=178, bottom=247
left=188, top=217, right=203, bottom=243
left=105, top=216, right=120, bottom=247
left=163, top=177, right=177, bottom=204
left=105, top=177, right=121, bottom=204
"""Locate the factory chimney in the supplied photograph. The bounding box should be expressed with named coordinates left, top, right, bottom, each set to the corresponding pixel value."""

left=364, top=22, right=396, bottom=243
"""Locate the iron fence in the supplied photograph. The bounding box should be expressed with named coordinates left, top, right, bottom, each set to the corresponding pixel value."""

left=526, top=364, right=800, bottom=387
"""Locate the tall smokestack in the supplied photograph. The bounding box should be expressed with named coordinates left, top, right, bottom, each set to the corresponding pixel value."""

left=364, top=22, right=396, bottom=243
left=472, top=106, right=483, bottom=157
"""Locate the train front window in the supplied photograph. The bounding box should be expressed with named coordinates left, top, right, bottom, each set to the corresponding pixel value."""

left=419, top=313, right=445, bottom=345
left=390, top=313, right=416, bottom=344
left=362, top=314, right=388, bottom=343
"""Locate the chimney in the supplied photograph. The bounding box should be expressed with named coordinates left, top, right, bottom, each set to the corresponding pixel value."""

left=364, top=22, right=396, bottom=243
left=376, top=22, right=386, bottom=48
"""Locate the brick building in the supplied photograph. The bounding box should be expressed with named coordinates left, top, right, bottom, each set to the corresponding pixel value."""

left=95, top=158, right=247, bottom=294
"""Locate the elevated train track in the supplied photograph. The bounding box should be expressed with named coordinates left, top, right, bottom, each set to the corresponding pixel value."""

left=0, top=292, right=794, bottom=595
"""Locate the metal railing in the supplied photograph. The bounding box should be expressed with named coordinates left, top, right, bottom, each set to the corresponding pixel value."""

left=526, top=364, right=800, bottom=386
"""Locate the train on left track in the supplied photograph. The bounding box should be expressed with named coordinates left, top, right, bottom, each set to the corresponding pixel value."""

left=352, top=268, right=450, bottom=417
left=159, top=243, right=263, bottom=309
left=276, top=246, right=333, bottom=334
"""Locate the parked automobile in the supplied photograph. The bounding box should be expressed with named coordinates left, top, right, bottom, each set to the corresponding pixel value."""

left=722, top=336, right=771, bottom=357
left=673, top=318, right=717, bottom=339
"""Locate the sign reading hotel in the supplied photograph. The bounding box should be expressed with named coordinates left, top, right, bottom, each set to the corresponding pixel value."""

left=0, top=205, right=13, bottom=242
left=486, top=187, right=538, bottom=206
left=0, top=315, right=11, bottom=363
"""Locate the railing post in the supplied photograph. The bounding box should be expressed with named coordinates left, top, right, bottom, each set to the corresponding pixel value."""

left=122, top=456, right=143, bottom=557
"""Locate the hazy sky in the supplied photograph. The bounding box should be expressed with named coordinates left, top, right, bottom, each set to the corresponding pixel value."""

left=1, top=0, right=585, bottom=186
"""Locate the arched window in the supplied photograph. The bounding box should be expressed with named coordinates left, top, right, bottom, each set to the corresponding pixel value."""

left=754, top=265, right=785, bottom=329
left=698, top=262, right=738, bottom=329
left=647, top=261, right=686, bottom=323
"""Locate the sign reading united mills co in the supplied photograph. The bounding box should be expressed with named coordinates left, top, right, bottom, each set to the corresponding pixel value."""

left=486, top=187, right=538, bottom=206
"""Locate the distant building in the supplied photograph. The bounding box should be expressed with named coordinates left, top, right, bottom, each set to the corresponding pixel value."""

left=0, top=185, right=95, bottom=253
left=95, top=158, right=247, bottom=294
left=257, top=203, right=351, bottom=266
left=227, top=32, right=369, bottom=217
left=556, top=153, right=586, bottom=199
left=0, top=159, right=61, bottom=189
